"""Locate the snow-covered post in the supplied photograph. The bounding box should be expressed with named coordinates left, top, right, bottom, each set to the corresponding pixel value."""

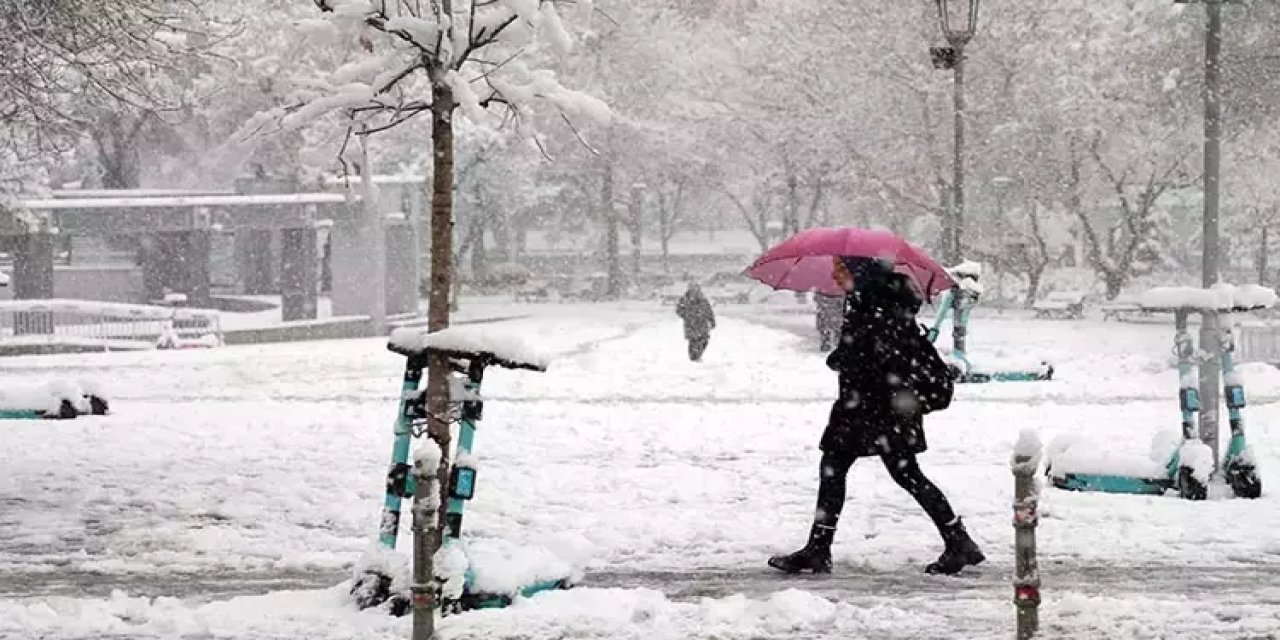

left=410, top=438, right=443, bottom=638
left=1012, top=428, right=1042, bottom=639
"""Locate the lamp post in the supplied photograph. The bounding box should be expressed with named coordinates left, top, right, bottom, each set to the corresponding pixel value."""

left=1177, top=0, right=1234, bottom=469
left=930, top=0, right=980, bottom=268
left=930, top=0, right=980, bottom=353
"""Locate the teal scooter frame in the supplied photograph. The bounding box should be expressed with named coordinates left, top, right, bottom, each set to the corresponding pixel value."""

left=351, top=336, right=569, bottom=614
left=926, top=279, right=1054, bottom=383
left=1048, top=307, right=1261, bottom=500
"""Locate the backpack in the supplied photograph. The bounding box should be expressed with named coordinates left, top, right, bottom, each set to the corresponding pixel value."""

left=904, top=325, right=955, bottom=414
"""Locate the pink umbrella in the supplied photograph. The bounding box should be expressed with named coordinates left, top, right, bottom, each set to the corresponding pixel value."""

left=744, top=227, right=956, bottom=301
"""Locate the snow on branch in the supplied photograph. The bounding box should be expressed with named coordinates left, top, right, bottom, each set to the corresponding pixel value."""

left=271, top=0, right=606, bottom=139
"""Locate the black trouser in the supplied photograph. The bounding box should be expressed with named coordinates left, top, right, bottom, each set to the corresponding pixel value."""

left=687, top=335, right=709, bottom=361
left=813, top=449, right=956, bottom=535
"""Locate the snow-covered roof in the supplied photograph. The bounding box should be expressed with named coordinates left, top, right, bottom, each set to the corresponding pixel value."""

left=1139, top=284, right=1277, bottom=312
left=49, top=189, right=235, bottom=199
left=20, top=193, right=352, bottom=210
left=388, top=325, right=550, bottom=371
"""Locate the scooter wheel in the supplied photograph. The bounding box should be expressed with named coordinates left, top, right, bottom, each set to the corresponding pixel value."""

left=1226, top=464, right=1262, bottom=499
left=1178, top=466, right=1208, bottom=501
left=351, top=570, right=394, bottom=611
left=87, top=395, right=109, bottom=415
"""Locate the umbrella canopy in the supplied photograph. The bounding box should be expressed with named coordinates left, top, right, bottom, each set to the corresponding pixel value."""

left=744, top=227, right=956, bottom=301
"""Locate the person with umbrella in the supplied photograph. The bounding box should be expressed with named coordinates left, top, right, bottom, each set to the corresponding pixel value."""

left=675, top=282, right=715, bottom=362
left=745, top=229, right=984, bottom=576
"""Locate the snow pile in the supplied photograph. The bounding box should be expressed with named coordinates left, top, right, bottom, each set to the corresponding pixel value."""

left=388, top=326, right=551, bottom=370
left=351, top=544, right=410, bottom=596
left=464, top=534, right=590, bottom=597
left=434, top=541, right=469, bottom=601
left=1046, top=434, right=1168, bottom=479
left=1232, top=444, right=1258, bottom=468
left=1148, top=429, right=1183, bottom=465
left=156, top=328, right=222, bottom=350
left=1178, top=441, right=1215, bottom=485
left=1140, top=283, right=1277, bottom=311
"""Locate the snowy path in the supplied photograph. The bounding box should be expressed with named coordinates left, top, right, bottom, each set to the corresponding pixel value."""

left=3, top=302, right=1280, bottom=638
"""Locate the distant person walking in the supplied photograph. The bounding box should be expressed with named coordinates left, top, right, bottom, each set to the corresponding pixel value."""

left=676, top=283, right=716, bottom=362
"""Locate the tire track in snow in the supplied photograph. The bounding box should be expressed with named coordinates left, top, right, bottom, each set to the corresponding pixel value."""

left=583, top=562, right=1280, bottom=602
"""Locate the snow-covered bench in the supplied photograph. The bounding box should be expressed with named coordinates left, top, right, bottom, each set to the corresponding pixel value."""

left=1100, top=299, right=1148, bottom=322
left=1032, top=292, right=1086, bottom=319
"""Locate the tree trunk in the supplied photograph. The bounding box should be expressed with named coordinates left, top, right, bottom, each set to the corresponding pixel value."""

left=603, top=162, right=622, bottom=298
left=785, top=170, right=799, bottom=236
left=1259, top=226, right=1269, bottom=286
left=1104, top=271, right=1124, bottom=301
left=1025, top=264, right=1045, bottom=308
left=470, top=219, right=486, bottom=282
left=628, top=184, right=643, bottom=286
left=514, top=219, right=527, bottom=264
left=413, top=77, right=456, bottom=640
left=491, top=210, right=510, bottom=264
left=659, top=227, right=671, bottom=274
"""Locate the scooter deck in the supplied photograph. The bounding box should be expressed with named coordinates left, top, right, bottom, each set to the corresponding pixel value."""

left=1050, top=472, right=1172, bottom=495
left=454, top=578, right=572, bottom=612
left=961, top=369, right=1054, bottom=384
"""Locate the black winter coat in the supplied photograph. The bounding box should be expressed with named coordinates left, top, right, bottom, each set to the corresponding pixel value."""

left=820, top=287, right=935, bottom=457
left=676, top=287, right=716, bottom=338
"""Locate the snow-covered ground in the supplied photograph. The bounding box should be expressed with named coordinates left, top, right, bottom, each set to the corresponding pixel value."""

left=3, top=301, right=1280, bottom=639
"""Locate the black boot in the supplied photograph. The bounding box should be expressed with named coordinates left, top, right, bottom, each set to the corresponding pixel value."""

left=768, top=524, right=834, bottom=574
left=925, top=518, right=985, bottom=575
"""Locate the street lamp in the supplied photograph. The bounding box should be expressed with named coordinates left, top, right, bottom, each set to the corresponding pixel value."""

left=930, top=0, right=980, bottom=269
left=930, top=0, right=980, bottom=353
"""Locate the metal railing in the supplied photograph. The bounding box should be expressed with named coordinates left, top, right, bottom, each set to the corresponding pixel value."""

left=1237, top=323, right=1280, bottom=365
left=0, top=299, right=221, bottom=350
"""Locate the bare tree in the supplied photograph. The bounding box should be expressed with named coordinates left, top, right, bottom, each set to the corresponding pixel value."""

left=0, top=0, right=207, bottom=195
left=725, top=185, right=777, bottom=252
left=654, top=176, right=687, bottom=273
left=283, top=4, right=599, bottom=635
left=1076, top=135, right=1190, bottom=300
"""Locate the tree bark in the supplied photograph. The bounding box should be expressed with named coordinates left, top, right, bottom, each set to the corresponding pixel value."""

left=413, top=73, right=457, bottom=640
left=784, top=166, right=799, bottom=236
left=1025, top=268, right=1044, bottom=308
left=1258, top=225, right=1269, bottom=286
left=658, top=215, right=671, bottom=274
left=603, top=161, right=621, bottom=298
left=628, top=183, right=643, bottom=285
